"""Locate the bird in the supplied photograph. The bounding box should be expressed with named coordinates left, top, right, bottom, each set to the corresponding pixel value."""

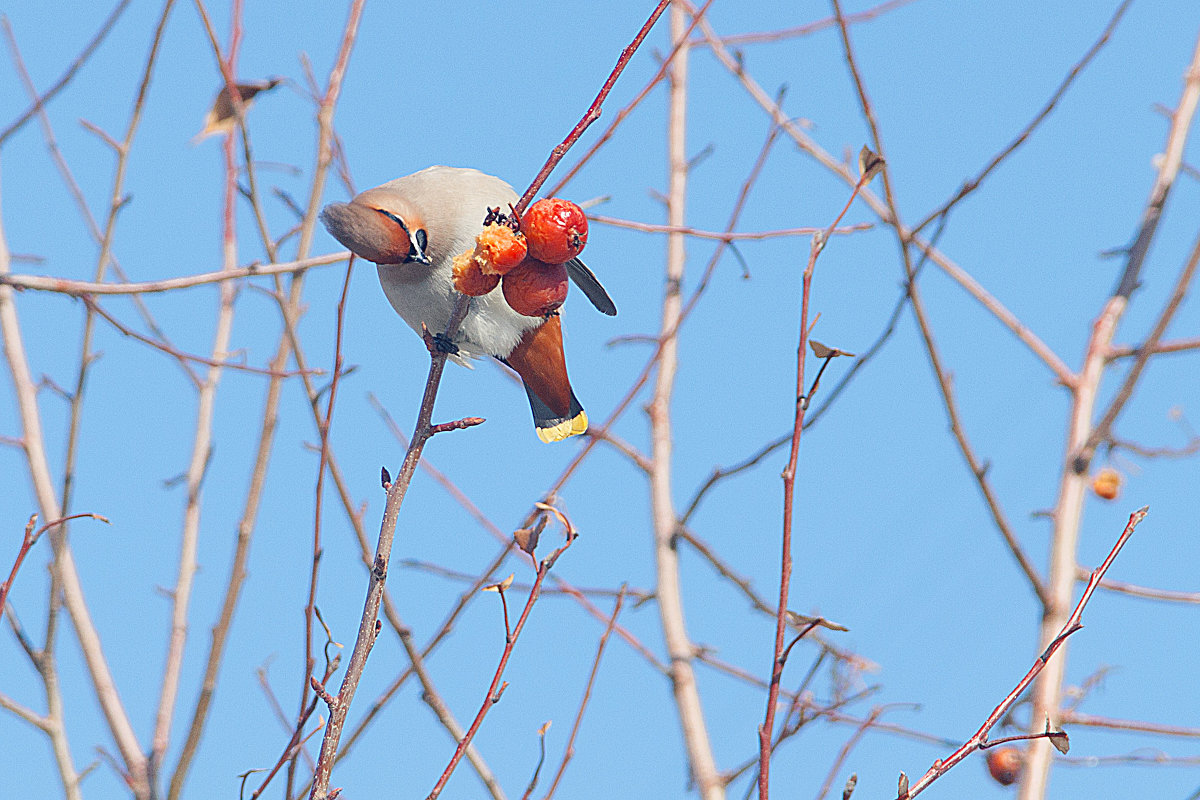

left=192, top=77, right=283, bottom=143
left=319, top=166, right=615, bottom=443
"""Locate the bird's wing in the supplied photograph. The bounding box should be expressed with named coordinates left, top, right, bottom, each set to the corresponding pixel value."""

left=565, top=257, right=617, bottom=316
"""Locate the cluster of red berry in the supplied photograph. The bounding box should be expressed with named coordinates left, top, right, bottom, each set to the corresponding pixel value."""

left=452, top=198, right=588, bottom=316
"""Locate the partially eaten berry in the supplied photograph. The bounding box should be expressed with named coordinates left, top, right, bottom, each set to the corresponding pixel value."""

left=520, top=198, right=588, bottom=265
left=474, top=223, right=528, bottom=275
left=452, top=249, right=501, bottom=296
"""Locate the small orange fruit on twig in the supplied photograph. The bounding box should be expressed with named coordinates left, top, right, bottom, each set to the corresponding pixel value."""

left=1091, top=468, right=1121, bottom=501
left=986, top=746, right=1023, bottom=786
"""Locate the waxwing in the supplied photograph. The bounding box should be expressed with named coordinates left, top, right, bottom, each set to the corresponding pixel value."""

left=320, top=165, right=615, bottom=443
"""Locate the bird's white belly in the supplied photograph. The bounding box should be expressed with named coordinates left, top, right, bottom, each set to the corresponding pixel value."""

left=376, top=262, right=539, bottom=362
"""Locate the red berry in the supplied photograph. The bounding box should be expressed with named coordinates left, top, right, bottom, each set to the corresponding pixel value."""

left=452, top=250, right=501, bottom=296
left=986, top=747, right=1022, bottom=786
left=474, top=223, right=528, bottom=275
left=502, top=259, right=568, bottom=317
left=521, top=198, right=588, bottom=264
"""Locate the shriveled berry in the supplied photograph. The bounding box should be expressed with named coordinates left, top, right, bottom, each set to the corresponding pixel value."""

left=475, top=223, right=528, bottom=275
left=452, top=250, right=501, bottom=296
left=502, top=258, right=568, bottom=317
left=521, top=198, right=588, bottom=264
left=986, top=747, right=1022, bottom=786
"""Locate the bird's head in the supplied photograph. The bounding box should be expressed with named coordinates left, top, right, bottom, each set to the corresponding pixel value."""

left=320, top=188, right=431, bottom=266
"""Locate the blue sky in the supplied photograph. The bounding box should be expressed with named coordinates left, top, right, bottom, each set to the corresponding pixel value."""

left=2, top=1, right=1198, bottom=799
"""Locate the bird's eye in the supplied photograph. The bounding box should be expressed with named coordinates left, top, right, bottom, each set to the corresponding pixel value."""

left=414, top=229, right=428, bottom=252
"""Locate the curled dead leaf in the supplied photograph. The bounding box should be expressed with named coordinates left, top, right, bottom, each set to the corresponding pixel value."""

left=810, top=340, right=856, bottom=359
left=483, top=574, right=515, bottom=593
left=858, top=145, right=885, bottom=180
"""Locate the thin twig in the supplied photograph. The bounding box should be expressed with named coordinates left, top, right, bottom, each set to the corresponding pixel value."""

left=0, top=0, right=132, bottom=145
left=695, top=0, right=917, bottom=47
left=828, top=0, right=1049, bottom=605
left=903, top=509, right=1148, bottom=798
left=425, top=532, right=577, bottom=800
left=589, top=215, right=870, bottom=241
left=513, top=0, right=672, bottom=215
left=1060, top=710, right=1200, bottom=738
left=542, top=588, right=627, bottom=800
left=694, top=11, right=1075, bottom=386
left=1081, top=569, right=1200, bottom=604
left=545, top=0, right=716, bottom=198
left=83, top=296, right=309, bottom=377
left=758, top=151, right=875, bottom=800
left=1021, top=33, right=1200, bottom=800
left=0, top=252, right=347, bottom=295
left=168, top=2, right=366, bottom=795
left=910, top=0, right=1132, bottom=237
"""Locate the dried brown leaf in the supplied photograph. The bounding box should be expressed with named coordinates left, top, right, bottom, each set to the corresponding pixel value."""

left=483, top=573, right=515, bottom=593
left=810, top=340, right=856, bottom=359
left=1045, top=718, right=1070, bottom=754
left=858, top=145, right=885, bottom=180
left=786, top=610, right=849, bottom=632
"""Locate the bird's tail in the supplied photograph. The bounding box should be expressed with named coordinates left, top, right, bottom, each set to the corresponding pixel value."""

left=523, top=382, right=588, bottom=443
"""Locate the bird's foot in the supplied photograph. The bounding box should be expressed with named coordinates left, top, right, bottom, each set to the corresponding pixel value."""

left=422, top=328, right=459, bottom=356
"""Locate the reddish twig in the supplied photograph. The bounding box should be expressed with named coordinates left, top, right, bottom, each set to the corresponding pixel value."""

left=306, top=295, right=468, bottom=800
left=899, top=507, right=1148, bottom=799
left=814, top=706, right=886, bottom=800
left=426, top=531, right=577, bottom=800
left=544, top=0, right=715, bottom=198
left=0, top=0, right=132, bottom=145
left=301, top=252, right=356, bottom=775
left=1, top=513, right=109, bottom=623
left=758, top=164, right=876, bottom=800
left=542, top=587, right=627, bottom=800
left=513, top=0, right=671, bottom=215
left=81, top=296, right=309, bottom=378
left=250, top=694, right=323, bottom=800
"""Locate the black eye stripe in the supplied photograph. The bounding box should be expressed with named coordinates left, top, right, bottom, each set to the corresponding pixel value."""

left=375, top=207, right=408, bottom=233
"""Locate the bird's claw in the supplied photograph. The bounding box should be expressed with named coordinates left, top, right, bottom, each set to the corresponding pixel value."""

left=430, top=333, right=459, bottom=355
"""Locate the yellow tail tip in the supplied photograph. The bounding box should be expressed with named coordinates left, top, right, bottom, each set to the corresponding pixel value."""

left=535, top=410, right=588, bottom=443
